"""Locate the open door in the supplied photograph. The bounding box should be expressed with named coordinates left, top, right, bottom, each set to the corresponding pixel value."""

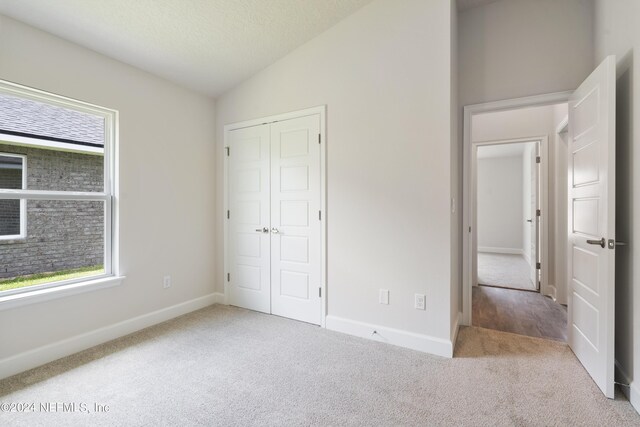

left=567, top=55, right=616, bottom=398
left=530, top=142, right=541, bottom=290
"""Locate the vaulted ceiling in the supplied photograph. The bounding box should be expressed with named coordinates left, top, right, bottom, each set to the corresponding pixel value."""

left=0, top=0, right=372, bottom=97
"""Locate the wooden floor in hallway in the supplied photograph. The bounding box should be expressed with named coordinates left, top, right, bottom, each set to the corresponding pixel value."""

left=472, top=285, right=567, bottom=341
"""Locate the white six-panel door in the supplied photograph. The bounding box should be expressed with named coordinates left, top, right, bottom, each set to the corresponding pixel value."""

left=567, top=55, right=616, bottom=398
left=228, top=124, right=271, bottom=314
left=227, top=113, right=322, bottom=325
left=270, top=115, right=322, bottom=325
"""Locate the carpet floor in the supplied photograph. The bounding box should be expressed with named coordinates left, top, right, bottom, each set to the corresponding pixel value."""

left=478, top=252, right=536, bottom=291
left=0, top=305, right=638, bottom=426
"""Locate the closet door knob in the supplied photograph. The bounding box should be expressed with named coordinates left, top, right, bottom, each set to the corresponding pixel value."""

left=255, top=227, right=269, bottom=233
left=271, top=228, right=280, bottom=234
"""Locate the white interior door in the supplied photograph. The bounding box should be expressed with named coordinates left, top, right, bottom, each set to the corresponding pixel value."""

left=567, top=55, right=616, bottom=398
left=228, top=124, right=271, bottom=314
left=270, top=115, right=322, bottom=325
left=530, top=143, right=539, bottom=288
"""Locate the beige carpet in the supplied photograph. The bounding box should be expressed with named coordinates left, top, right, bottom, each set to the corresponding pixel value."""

left=0, top=305, right=638, bottom=426
left=478, top=252, right=536, bottom=291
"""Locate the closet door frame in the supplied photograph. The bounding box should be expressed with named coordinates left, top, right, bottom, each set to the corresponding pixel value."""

left=223, top=106, right=327, bottom=327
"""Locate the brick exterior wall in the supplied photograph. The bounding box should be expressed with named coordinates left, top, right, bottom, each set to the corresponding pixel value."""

left=0, top=143, right=104, bottom=279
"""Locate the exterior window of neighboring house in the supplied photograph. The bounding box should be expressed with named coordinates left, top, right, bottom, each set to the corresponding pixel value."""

left=0, top=153, right=26, bottom=240
left=0, top=80, right=120, bottom=303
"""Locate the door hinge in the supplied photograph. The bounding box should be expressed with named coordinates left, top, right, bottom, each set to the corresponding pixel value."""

left=227, top=210, right=230, bottom=219
left=318, top=134, right=321, bottom=144
left=536, top=209, right=541, bottom=217
left=225, top=146, right=230, bottom=157
left=536, top=156, right=541, bottom=164
left=319, top=287, right=322, bottom=298
left=227, top=273, right=230, bottom=282
left=536, top=262, right=541, bottom=270
left=319, top=210, right=322, bottom=221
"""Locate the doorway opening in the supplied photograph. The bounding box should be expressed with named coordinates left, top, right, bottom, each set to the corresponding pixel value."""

left=476, top=139, right=542, bottom=293
left=464, top=96, right=570, bottom=342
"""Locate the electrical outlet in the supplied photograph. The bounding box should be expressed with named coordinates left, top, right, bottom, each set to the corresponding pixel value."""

left=379, top=289, right=389, bottom=305
left=163, top=275, right=171, bottom=289
left=415, top=294, right=426, bottom=310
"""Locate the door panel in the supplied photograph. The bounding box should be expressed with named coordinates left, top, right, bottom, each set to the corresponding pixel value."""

left=567, top=55, right=616, bottom=398
left=228, top=124, right=271, bottom=313
left=270, top=115, right=322, bottom=325
left=530, top=142, right=539, bottom=288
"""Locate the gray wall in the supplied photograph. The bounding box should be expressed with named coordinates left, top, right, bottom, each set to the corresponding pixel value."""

left=0, top=143, right=103, bottom=279
left=477, top=155, right=524, bottom=252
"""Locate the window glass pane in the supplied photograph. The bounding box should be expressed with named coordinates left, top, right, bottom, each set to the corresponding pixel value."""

left=0, top=153, right=23, bottom=189
left=0, top=200, right=105, bottom=292
left=0, top=143, right=104, bottom=192
left=0, top=199, right=20, bottom=236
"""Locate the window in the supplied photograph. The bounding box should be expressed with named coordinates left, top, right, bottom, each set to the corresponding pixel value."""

left=0, top=153, right=26, bottom=240
left=0, top=80, right=119, bottom=302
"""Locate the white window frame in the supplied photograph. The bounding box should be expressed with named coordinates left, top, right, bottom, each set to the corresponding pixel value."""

left=0, top=80, right=122, bottom=309
left=0, top=152, right=27, bottom=240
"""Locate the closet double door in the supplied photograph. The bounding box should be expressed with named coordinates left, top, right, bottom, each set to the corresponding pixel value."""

left=227, top=114, right=322, bottom=325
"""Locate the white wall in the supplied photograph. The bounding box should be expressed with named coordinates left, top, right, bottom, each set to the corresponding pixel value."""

left=552, top=104, right=569, bottom=304
left=458, top=0, right=594, bottom=107
left=450, top=0, right=461, bottom=343
left=522, top=144, right=533, bottom=265
left=216, top=0, right=456, bottom=349
left=0, top=16, right=217, bottom=360
left=594, top=0, right=640, bottom=411
left=477, top=155, right=523, bottom=252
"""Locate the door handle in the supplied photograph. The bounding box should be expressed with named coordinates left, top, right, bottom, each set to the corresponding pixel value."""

left=526, top=219, right=532, bottom=223
left=586, top=238, right=606, bottom=248
left=255, top=227, right=269, bottom=233
left=271, top=228, right=280, bottom=234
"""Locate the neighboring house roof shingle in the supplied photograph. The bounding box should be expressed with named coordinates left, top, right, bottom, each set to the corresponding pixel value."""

left=0, top=92, right=104, bottom=147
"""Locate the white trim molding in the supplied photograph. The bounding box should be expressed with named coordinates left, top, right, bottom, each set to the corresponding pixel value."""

left=326, top=315, right=455, bottom=358
left=212, top=292, right=226, bottom=304
left=462, top=91, right=572, bottom=326
left=451, top=311, right=462, bottom=353
left=0, top=293, right=217, bottom=380
left=0, top=275, right=125, bottom=311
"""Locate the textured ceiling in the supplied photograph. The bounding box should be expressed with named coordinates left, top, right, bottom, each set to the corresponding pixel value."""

left=457, top=0, right=501, bottom=12
left=0, top=0, right=372, bottom=97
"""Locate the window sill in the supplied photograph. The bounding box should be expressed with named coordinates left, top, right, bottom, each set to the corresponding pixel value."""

left=0, top=237, right=27, bottom=245
left=0, top=275, right=125, bottom=312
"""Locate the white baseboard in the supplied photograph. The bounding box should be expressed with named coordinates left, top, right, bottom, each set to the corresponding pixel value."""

left=615, top=359, right=640, bottom=414
left=212, top=292, right=226, bottom=304
left=0, top=293, right=217, bottom=380
left=545, top=284, right=557, bottom=301
left=325, top=315, right=454, bottom=358
left=478, top=247, right=523, bottom=255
